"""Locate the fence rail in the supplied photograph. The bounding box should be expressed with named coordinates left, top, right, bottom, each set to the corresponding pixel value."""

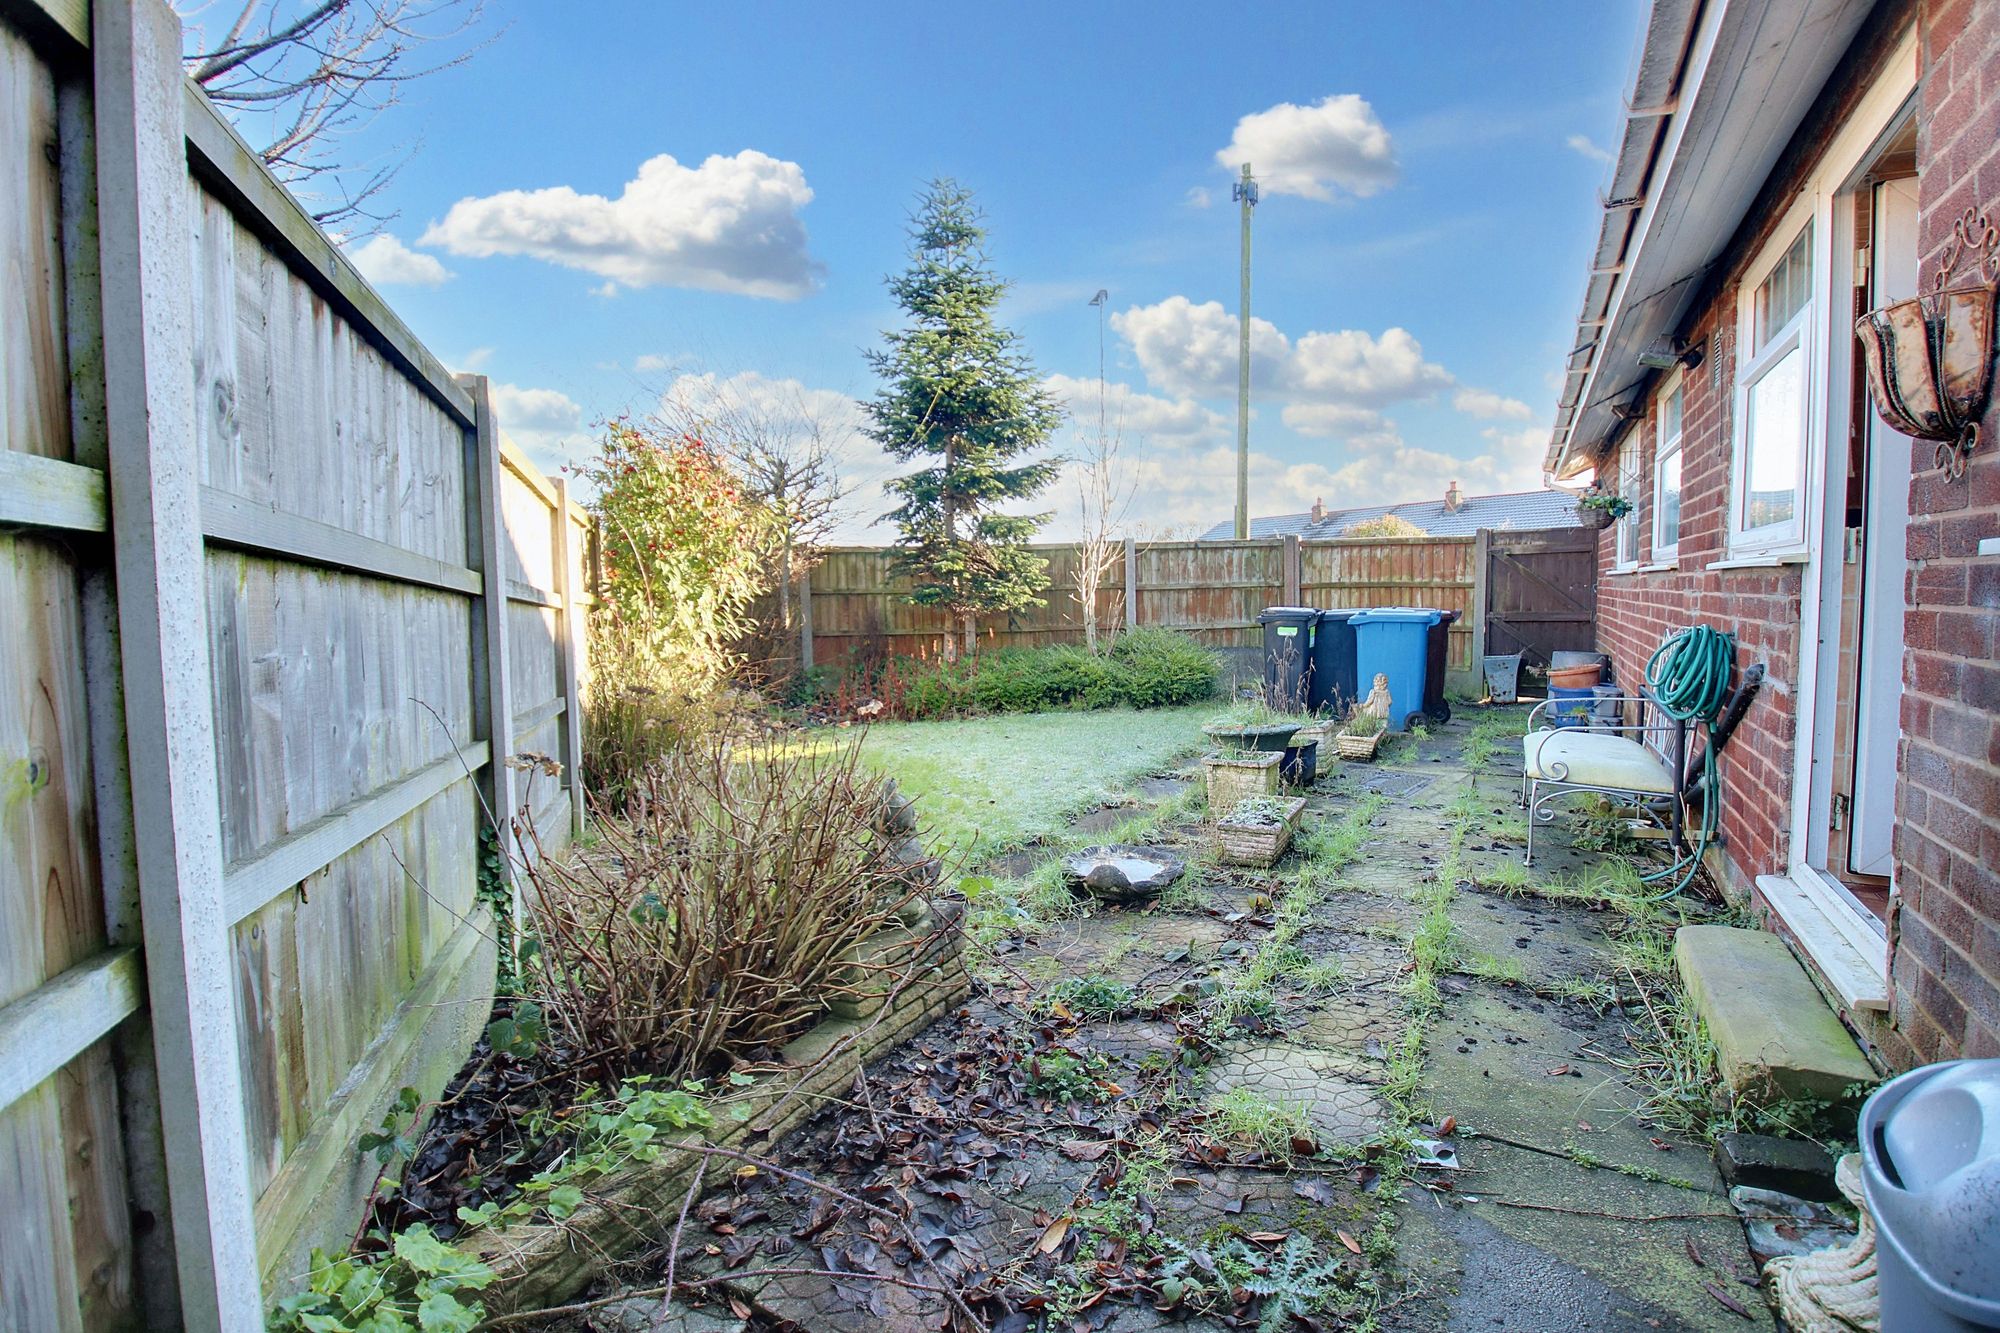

left=0, top=2, right=592, bottom=1326
left=781, top=534, right=1486, bottom=682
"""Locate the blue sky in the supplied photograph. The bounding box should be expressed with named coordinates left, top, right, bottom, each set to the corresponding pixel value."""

left=314, top=1, right=1645, bottom=538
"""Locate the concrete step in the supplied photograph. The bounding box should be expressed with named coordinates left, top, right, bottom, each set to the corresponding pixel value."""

left=1673, top=924, right=1875, bottom=1107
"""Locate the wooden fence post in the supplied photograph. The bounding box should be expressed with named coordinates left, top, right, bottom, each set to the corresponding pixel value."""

left=457, top=375, right=517, bottom=899
left=1471, top=528, right=1491, bottom=671
left=94, top=0, right=262, bottom=1324
left=1282, top=534, right=1302, bottom=606
left=1123, top=537, right=1139, bottom=630
left=798, top=563, right=815, bottom=671
left=554, top=479, right=587, bottom=842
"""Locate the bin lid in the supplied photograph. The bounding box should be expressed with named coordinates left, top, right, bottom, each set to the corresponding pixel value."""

left=1349, top=608, right=1442, bottom=626
left=1314, top=608, right=1363, bottom=623
left=1257, top=606, right=1319, bottom=625
left=1879, top=1061, right=2000, bottom=1192
left=1862, top=1059, right=2000, bottom=1311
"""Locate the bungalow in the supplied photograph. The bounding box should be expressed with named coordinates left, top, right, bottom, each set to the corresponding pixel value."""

left=1200, top=483, right=1582, bottom=540
left=1547, top=0, right=1999, bottom=1066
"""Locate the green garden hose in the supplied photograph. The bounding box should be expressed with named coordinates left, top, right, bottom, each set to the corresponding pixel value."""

left=1639, top=625, right=1736, bottom=898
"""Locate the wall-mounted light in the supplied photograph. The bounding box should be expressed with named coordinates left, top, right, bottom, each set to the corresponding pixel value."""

left=1637, top=336, right=1705, bottom=373
left=1855, top=207, right=1997, bottom=482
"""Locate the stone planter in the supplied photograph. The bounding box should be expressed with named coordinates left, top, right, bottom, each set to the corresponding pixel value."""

left=1215, top=796, right=1307, bottom=867
left=1202, top=751, right=1282, bottom=811
left=1334, top=729, right=1385, bottom=761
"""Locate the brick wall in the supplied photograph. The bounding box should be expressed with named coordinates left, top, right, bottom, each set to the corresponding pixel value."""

left=1592, top=294, right=1805, bottom=898
left=1889, top=0, right=2000, bottom=1064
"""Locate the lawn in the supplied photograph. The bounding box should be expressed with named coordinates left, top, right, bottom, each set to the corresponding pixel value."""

left=849, top=703, right=1215, bottom=858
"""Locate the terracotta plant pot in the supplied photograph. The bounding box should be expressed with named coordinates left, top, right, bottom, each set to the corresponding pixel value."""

left=1548, top=663, right=1604, bottom=689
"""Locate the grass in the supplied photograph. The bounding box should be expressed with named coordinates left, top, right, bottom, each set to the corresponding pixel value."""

left=1208, top=1085, right=1317, bottom=1157
left=841, top=703, right=1215, bottom=857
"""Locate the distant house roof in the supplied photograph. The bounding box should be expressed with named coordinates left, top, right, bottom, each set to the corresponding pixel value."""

left=1199, top=486, right=1582, bottom=541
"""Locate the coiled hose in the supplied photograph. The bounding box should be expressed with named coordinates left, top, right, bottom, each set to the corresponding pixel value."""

left=1639, top=625, right=1736, bottom=898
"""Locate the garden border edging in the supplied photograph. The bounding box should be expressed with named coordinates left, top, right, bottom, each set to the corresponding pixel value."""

left=471, top=900, right=970, bottom=1314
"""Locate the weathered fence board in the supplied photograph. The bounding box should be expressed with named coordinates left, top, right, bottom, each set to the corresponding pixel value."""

left=0, top=1, right=596, bottom=1324
left=785, top=535, right=1483, bottom=678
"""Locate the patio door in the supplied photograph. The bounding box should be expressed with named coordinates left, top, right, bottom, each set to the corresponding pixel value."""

left=1848, top=177, right=1917, bottom=878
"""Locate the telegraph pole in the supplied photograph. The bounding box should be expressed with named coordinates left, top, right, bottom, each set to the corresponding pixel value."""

left=1233, top=162, right=1259, bottom=539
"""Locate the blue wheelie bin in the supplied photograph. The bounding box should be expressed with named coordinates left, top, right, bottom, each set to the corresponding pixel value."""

left=1307, top=609, right=1361, bottom=717
left=1350, top=608, right=1442, bottom=732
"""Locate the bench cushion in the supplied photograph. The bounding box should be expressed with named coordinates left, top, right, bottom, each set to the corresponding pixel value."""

left=1523, top=729, right=1675, bottom=794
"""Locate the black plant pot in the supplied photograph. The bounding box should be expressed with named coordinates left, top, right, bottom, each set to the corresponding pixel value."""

left=1281, top=741, right=1318, bottom=787
left=1202, top=721, right=1302, bottom=753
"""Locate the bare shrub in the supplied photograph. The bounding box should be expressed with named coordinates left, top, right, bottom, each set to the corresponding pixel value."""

left=517, top=731, right=933, bottom=1082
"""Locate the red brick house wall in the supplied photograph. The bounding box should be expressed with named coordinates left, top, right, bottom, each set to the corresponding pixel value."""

left=1586, top=0, right=2000, bottom=1068
left=1892, top=0, right=2000, bottom=1063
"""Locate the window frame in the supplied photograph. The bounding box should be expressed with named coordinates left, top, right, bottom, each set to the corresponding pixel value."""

left=1652, top=369, right=1684, bottom=563
left=1729, top=214, right=1817, bottom=557
left=1613, top=428, right=1641, bottom=571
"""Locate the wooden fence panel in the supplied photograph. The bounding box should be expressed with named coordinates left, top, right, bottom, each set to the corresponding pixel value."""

left=0, top=18, right=138, bottom=1332
left=784, top=537, right=1480, bottom=675
left=1301, top=536, right=1477, bottom=673
left=0, top=2, right=597, bottom=1322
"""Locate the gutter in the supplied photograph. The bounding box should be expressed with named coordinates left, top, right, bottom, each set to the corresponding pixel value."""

left=1546, top=0, right=1710, bottom=478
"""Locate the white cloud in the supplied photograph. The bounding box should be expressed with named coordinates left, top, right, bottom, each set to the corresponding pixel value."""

left=633, top=353, right=677, bottom=373
left=490, top=381, right=586, bottom=474
left=1566, top=133, right=1614, bottom=165
left=1111, top=296, right=1288, bottom=400
left=1279, top=403, right=1399, bottom=448
left=1288, top=327, right=1452, bottom=407
left=1043, top=374, right=1228, bottom=445
left=348, top=234, right=452, bottom=287
left=1112, top=297, right=1452, bottom=415
left=1184, top=186, right=1213, bottom=209
left=1217, top=94, right=1398, bottom=201
left=422, top=150, right=823, bottom=299
left=456, top=346, right=494, bottom=371
left=1452, top=387, right=1534, bottom=421
left=591, top=281, right=620, bottom=299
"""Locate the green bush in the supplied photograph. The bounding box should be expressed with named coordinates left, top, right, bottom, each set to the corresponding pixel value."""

left=1110, top=627, right=1225, bottom=707
left=875, top=629, right=1219, bottom=719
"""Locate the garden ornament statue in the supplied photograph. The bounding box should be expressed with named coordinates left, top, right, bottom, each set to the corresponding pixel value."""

left=1361, top=673, right=1393, bottom=723
left=1854, top=205, right=1998, bottom=481
left=1765, top=1154, right=1879, bottom=1332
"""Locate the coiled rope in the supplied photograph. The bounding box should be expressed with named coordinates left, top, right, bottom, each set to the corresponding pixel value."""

left=1639, top=625, right=1736, bottom=898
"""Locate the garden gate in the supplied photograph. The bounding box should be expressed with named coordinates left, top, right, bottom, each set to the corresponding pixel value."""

left=1476, top=526, right=1599, bottom=670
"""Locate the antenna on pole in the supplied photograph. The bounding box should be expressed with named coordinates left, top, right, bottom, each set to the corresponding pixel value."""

left=1232, top=163, right=1259, bottom=540
left=1089, top=288, right=1109, bottom=446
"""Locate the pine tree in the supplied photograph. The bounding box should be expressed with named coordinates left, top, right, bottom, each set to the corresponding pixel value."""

left=866, top=179, right=1062, bottom=660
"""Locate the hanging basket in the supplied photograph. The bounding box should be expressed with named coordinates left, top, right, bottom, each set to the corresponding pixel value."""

left=1854, top=207, right=1998, bottom=481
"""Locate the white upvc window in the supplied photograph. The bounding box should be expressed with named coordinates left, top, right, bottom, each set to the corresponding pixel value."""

left=1653, top=371, right=1684, bottom=562
left=1614, top=429, right=1641, bottom=570
left=1730, top=221, right=1815, bottom=555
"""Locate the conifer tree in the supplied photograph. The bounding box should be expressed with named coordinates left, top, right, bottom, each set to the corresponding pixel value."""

left=865, top=179, right=1062, bottom=659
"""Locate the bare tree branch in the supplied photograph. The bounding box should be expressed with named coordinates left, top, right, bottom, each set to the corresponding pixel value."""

left=1070, top=403, right=1137, bottom=651
left=177, top=0, right=492, bottom=229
